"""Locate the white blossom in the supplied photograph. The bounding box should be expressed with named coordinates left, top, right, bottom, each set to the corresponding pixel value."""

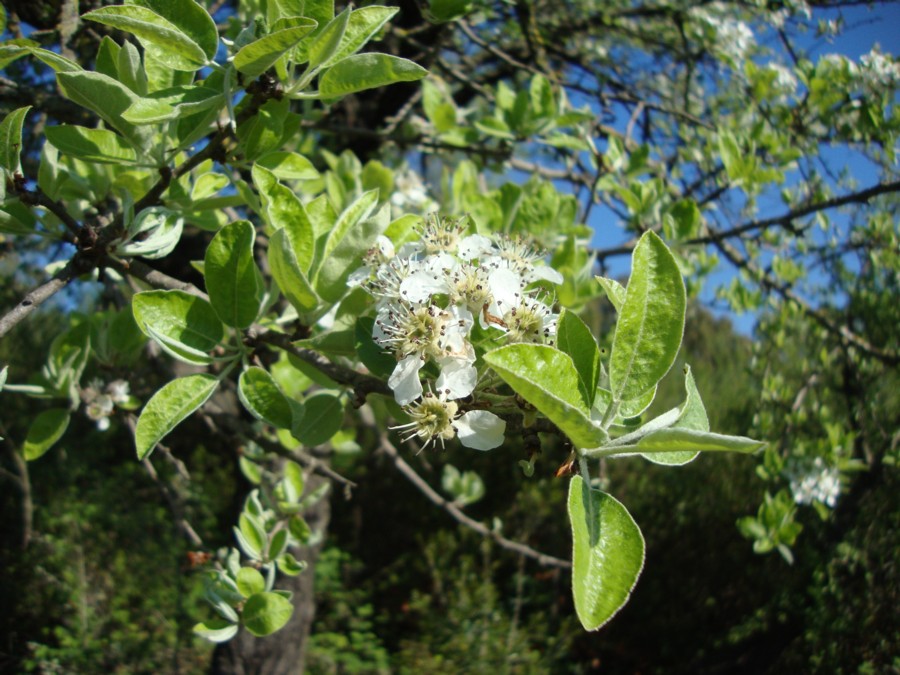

left=454, top=410, right=506, bottom=450
left=787, top=457, right=841, bottom=508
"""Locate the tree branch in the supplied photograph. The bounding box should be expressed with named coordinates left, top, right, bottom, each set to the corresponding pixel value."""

left=374, top=428, right=570, bottom=569
left=0, top=258, right=85, bottom=339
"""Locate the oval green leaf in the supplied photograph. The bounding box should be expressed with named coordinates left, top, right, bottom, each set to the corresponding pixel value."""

left=83, top=6, right=207, bottom=71
left=568, top=475, right=645, bottom=631
left=133, top=290, right=225, bottom=365
left=205, top=220, right=261, bottom=329
left=556, top=309, right=601, bottom=408
left=293, top=391, right=344, bottom=446
left=242, top=591, right=294, bottom=637
left=238, top=366, right=294, bottom=429
left=233, top=22, right=318, bottom=79
left=193, top=618, right=239, bottom=643
left=236, top=567, right=266, bottom=598
left=484, top=344, right=606, bottom=449
left=45, top=125, right=136, bottom=164
left=0, top=106, right=30, bottom=174
left=609, top=231, right=685, bottom=402
left=23, top=408, right=70, bottom=461
left=135, top=374, right=218, bottom=459
left=319, top=53, right=427, bottom=98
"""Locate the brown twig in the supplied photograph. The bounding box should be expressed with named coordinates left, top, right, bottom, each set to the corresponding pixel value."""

left=0, top=258, right=84, bottom=339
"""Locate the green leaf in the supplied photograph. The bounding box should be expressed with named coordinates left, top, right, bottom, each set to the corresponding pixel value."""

left=268, top=227, right=320, bottom=314
left=326, top=6, right=398, bottom=66
left=0, top=106, right=30, bottom=174
left=233, top=21, right=318, bottom=79
left=27, top=47, right=82, bottom=72
left=425, top=0, right=474, bottom=22
left=132, top=0, right=220, bottom=61
left=193, top=618, right=239, bottom=643
left=237, top=512, right=267, bottom=559
left=117, top=40, right=149, bottom=95
left=236, top=567, right=266, bottom=597
left=355, top=316, right=395, bottom=379
left=83, top=5, right=208, bottom=72
left=277, top=552, right=307, bottom=576
left=236, top=98, right=288, bottom=161
left=556, top=309, right=601, bottom=408
left=132, top=290, right=225, bottom=365
left=568, top=475, right=645, bottom=631
left=293, top=391, right=343, bottom=446
left=135, top=374, right=219, bottom=459
left=122, top=85, right=224, bottom=124
left=595, top=276, right=626, bottom=313
left=23, top=408, right=70, bottom=461
left=484, top=344, right=606, bottom=449
left=282, top=460, right=305, bottom=502
left=642, top=365, right=706, bottom=466
left=238, top=367, right=293, bottom=429
left=587, top=427, right=764, bottom=459
left=204, top=220, right=260, bottom=329
left=256, top=151, right=319, bottom=181
left=315, top=197, right=387, bottom=303
left=56, top=71, right=148, bottom=147
left=308, top=8, right=350, bottom=68
left=609, top=231, right=685, bottom=402
left=319, top=53, right=427, bottom=98
left=253, top=164, right=315, bottom=268
left=45, top=125, right=136, bottom=164
left=242, top=592, right=294, bottom=637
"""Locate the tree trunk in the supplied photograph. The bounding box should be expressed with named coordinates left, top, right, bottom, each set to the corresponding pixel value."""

left=209, top=473, right=331, bottom=675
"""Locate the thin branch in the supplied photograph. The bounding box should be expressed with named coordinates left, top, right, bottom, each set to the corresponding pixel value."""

left=251, top=329, right=391, bottom=401
left=0, top=258, right=84, bottom=339
left=104, top=257, right=207, bottom=299
left=377, top=431, right=571, bottom=569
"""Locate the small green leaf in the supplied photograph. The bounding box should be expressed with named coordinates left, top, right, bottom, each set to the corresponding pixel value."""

left=122, top=85, right=224, bottom=124
left=0, top=106, right=30, bottom=174
left=83, top=5, right=208, bottom=72
left=45, top=125, right=136, bottom=164
left=315, top=198, right=387, bottom=303
left=256, top=151, right=319, bottom=181
left=642, top=365, right=706, bottom=466
left=26, top=47, right=82, bottom=72
left=233, top=22, right=318, bottom=79
left=319, top=53, right=427, bottom=98
left=609, top=231, right=685, bottom=402
left=288, top=514, right=312, bottom=542
left=23, top=408, right=70, bottom=461
left=484, top=344, right=606, bottom=449
left=355, top=317, right=395, bottom=379
left=56, top=71, right=148, bottom=147
left=568, top=475, right=645, bottom=631
left=326, top=6, right=398, bottom=66
left=268, top=227, right=320, bottom=314
left=253, top=164, right=315, bottom=268
left=238, top=367, right=293, bottom=429
left=283, top=460, right=305, bottom=502
left=277, top=552, right=307, bottom=576
left=205, top=220, right=260, bottom=329
left=236, top=567, right=266, bottom=597
left=135, top=374, right=219, bottom=459
left=133, top=0, right=220, bottom=61
left=595, top=276, right=626, bottom=313
left=586, top=427, right=764, bottom=458
left=425, top=0, right=474, bottom=22
left=308, top=8, right=350, bottom=68
left=269, top=528, right=288, bottom=559
left=193, top=618, right=239, bottom=643
left=132, top=290, right=225, bottom=365
left=242, top=592, right=294, bottom=637
left=293, top=391, right=343, bottom=446
left=557, top=309, right=601, bottom=408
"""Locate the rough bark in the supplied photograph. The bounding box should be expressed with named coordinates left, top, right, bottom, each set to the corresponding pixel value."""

left=209, top=472, right=331, bottom=675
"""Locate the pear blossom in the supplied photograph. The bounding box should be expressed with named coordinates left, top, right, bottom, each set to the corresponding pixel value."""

left=352, top=215, right=565, bottom=450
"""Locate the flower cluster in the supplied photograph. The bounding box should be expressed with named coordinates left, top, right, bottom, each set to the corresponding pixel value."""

left=82, top=378, right=131, bottom=431
left=786, top=457, right=841, bottom=508
left=350, top=215, right=564, bottom=451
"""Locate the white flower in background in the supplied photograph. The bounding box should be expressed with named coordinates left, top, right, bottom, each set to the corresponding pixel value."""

left=391, top=170, right=434, bottom=215
left=787, top=457, right=841, bottom=508
left=82, top=378, right=129, bottom=431
left=768, top=63, right=798, bottom=96
left=353, top=215, right=564, bottom=447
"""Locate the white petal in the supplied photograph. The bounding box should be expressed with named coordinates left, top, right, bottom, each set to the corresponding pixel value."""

left=388, top=355, right=423, bottom=405
left=527, top=265, right=564, bottom=285
left=454, top=410, right=506, bottom=450
left=458, top=235, right=494, bottom=261
left=488, top=267, right=523, bottom=310
left=436, top=358, right=477, bottom=400
left=424, top=252, right=459, bottom=275
left=346, top=265, right=371, bottom=287
left=399, top=270, right=449, bottom=303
